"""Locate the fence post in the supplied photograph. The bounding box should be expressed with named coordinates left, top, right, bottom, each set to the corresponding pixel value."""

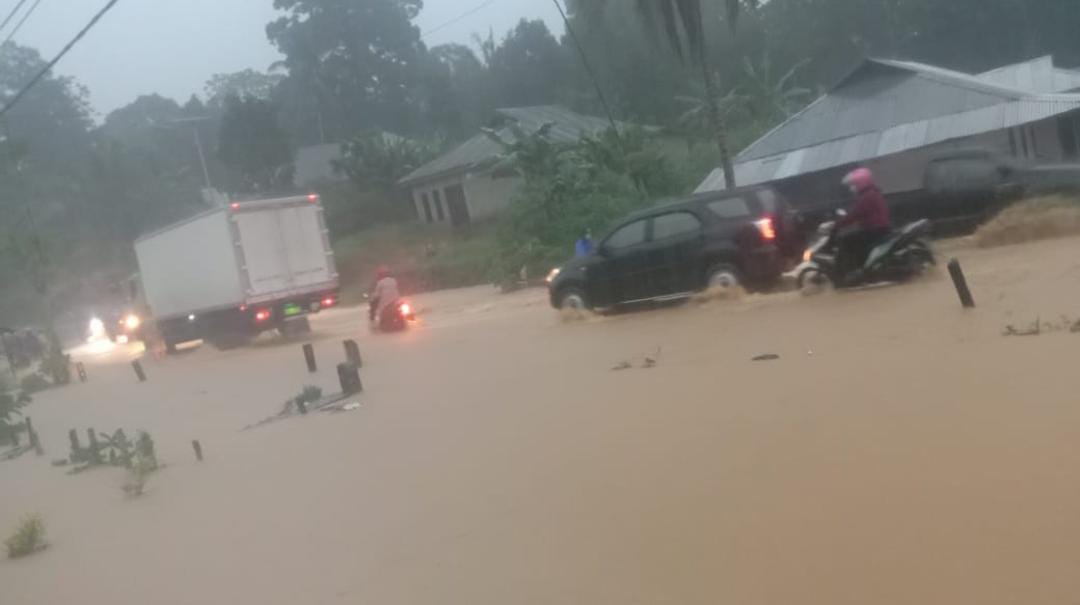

left=131, top=360, right=147, bottom=382
left=343, top=340, right=362, bottom=367
left=947, top=258, right=976, bottom=309
left=337, top=362, right=362, bottom=395
left=192, top=440, right=203, bottom=462
left=302, top=344, right=317, bottom=373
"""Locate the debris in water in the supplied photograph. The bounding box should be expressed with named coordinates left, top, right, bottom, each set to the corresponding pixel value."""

left=611, top=361, right=632, bottom=371
left=752, top=354, right=781, bottom=361
left=342, top=403, right=361, bottom=411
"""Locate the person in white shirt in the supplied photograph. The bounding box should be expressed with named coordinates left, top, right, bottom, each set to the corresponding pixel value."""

left=369, top=266, right=401, bottom=324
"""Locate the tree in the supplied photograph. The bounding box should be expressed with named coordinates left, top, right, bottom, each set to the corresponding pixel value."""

left=487, top=20, right=569, bottom=107
left=631, top=0, right=759, bottom=190
left=266, top=0, right=425, bottom=139
left=217, top=95, right=294, bottom=193
left=204, top=69, right=283, bottom=110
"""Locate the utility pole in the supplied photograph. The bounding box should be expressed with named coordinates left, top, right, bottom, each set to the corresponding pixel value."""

left=168, top=116, right=214, bottom=190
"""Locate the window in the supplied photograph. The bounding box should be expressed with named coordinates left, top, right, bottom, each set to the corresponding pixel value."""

left=432, top=189, right=446, bottom=221
left=420, top=193, right=433, bottom=222
left=652, top=212, right=702, bottom=240
left=603, top=220, right=647, bottom=250
left=707, top=197, right=751, bottom=219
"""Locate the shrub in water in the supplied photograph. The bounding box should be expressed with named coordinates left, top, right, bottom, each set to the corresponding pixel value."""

left=5, top=514, right=46, bottom=558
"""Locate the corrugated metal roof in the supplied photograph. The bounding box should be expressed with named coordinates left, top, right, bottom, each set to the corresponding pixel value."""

left=977, top=56, right=1080, bottom=93
left=697, top=95, right=1080, bottom=192
left=399, top=105, right=616, bottom=186
left=697, top=56, right=1080, bottom=193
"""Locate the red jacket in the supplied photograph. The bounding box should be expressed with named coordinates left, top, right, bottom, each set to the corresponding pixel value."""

left=841, top=186, right=891, bottom=230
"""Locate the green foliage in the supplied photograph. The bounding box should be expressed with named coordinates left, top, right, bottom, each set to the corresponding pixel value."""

left=489, top=126, right=681, bottom=283
left=18, top=373, right=49, bottom=395
left=204, top=69, right=283, bottom=109
left=5, top=514, right=46, bottom=558
left=123, top=432, right=159, bottom=497
left=0, top=379, right=30, bottom=446
left=296, top=385, right=323, bottom=406
left=218, top=95, right=294, bottom=193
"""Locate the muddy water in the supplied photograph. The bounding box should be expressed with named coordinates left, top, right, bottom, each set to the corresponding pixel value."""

left=3, top=237, right=1080, bottom=604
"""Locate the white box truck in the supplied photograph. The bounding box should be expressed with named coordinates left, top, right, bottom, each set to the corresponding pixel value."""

left=134, top=194, right=339, bottom=352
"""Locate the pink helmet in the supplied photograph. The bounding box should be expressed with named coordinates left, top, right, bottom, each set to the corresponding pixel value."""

left=843, top=167, right=876, bottom=192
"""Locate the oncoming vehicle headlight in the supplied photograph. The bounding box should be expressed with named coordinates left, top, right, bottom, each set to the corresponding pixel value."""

left=545, top=267, right=561, bottom=284
left=123, top=313, right=141, bottom=331
left=88, top=317, right=105, bottom=339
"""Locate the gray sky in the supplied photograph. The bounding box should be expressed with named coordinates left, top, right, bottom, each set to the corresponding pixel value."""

left=9, top=0, right=564, bottom=117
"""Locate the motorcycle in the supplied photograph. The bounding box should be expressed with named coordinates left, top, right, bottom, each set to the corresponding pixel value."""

left=795, top=215, right=936, bottom=292
left=376, top=299, right=415, bottom=332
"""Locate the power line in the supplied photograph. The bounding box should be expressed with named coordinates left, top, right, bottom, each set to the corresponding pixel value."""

left=422, top=0, right=498, bottom=39
left=1, top=0, right=45, bottom=47
left=0, top=0, right=120, bottom=117
left=0, top=0, right=31, bottom=35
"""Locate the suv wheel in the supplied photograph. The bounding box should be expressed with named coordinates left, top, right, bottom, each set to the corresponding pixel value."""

left=557, top=286, right=588, bottom=310
left=705, top=264, right=740, bottom=291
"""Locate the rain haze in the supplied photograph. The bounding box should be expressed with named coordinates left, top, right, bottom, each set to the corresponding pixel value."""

left=10, top=0, right=564, bottom=115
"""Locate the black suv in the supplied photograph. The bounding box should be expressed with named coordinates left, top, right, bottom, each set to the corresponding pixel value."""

left=547, top=186, right=802, bottom=309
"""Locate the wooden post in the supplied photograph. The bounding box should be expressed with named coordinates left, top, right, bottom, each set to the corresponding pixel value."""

left=343, top=340, right=362, bottom=367
left=68, top=429, right=80, bottom=454
left=132, top=360, right=147, bottom=382
left=87, top=428, right=101, bottom=463
left=337, top=362, right=362, bottom=395
left=302, top=343, right=317, bottom=373
left=192, top=440, right=203, bottom=462
left=26, top=417, right=42, bottom=456
left=947, top=258, right=976, bottom=308
left=75, top=362, right=87, bottom=382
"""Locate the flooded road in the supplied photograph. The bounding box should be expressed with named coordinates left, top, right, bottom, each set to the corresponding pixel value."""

left=4, top=236, right=1080, bottom=604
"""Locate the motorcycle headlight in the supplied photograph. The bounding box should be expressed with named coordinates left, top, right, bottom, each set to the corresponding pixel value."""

left=545, top=267, right=561, bottom=284
left=803, top=248, right=814, bottom=263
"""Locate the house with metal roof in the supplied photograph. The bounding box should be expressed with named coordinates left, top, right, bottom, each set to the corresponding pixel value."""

left=398, top=105, right=617, bottom=226
left=696, top=55, right=1080, bottom=213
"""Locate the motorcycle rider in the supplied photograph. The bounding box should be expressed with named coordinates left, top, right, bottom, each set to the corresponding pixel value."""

left=368, top=266, right=401, bottom=325
left=837, top=167, right=892, bottom=284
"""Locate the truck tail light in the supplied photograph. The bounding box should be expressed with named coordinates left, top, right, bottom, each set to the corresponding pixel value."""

left=321, top=296, right=335, bottom=307
left=255, top=309, right=272, bottom=323
left=755, top=217, right=777, bottom=242
left=307, top=194, right=319, bottom=203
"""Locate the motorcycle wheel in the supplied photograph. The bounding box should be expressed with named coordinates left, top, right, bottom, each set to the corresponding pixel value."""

left=797, top=267, right=833, bottom=296
left=902, top=241, right=937, bottom=277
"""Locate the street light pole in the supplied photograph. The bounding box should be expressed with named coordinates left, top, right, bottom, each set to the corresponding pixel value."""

left=191, top=126, right=212, bottom=190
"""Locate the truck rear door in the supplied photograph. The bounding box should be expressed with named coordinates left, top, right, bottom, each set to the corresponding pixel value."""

left=231, top=198, right=337, bottom=303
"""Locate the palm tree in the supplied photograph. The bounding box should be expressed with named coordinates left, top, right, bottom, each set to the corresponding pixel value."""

left=633, top=0, right=757, bottom=189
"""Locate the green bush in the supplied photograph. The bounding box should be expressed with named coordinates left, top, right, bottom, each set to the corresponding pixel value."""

left=5, top=514, right=46, bottom=558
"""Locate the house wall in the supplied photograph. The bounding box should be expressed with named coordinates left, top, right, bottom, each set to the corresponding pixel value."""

left=409, top=173, right=523, bottom=225
left=411, top=176, right=459, bottom=226
left=462, top=174, right=523, bottom=221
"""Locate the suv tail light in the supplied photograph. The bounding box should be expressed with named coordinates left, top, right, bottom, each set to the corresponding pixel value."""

left=754, top=217, right=777, bottom=241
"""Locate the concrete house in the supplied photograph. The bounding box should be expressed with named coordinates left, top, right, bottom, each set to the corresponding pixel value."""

left=696, top=55, right=1080, bottom=213
left=398, top=105, right=617, bottom=227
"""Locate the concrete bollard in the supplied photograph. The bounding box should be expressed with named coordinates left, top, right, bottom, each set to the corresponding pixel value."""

left=302, top=343, right=317, bottom=373
left=337, top=362, right=362, bottom=395
left=192, top=440, right=203, bottom=462
left=68, top=429, right=80, bottom=455
left=75, top=362, right=87, bottom=382
left=343, top=340, right=362, bottom=368
left=947, top=258, right=976, bottom=309
left=132, top=360, right=147, bottom=382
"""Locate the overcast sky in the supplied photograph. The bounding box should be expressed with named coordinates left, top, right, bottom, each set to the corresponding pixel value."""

left=9, top=0, right=564, bottom=117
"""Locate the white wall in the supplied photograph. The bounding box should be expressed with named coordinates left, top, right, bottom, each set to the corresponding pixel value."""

left=463, top=174, right=523, bottom=221
left=411, top=176, right=459, bottom=225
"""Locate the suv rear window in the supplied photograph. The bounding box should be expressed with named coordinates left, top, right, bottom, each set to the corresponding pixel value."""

left=652, top=212, right=702, bottom=240
left=707, top=197, right=752, bottom=219
left=756, top=189, right=779, bottom=213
